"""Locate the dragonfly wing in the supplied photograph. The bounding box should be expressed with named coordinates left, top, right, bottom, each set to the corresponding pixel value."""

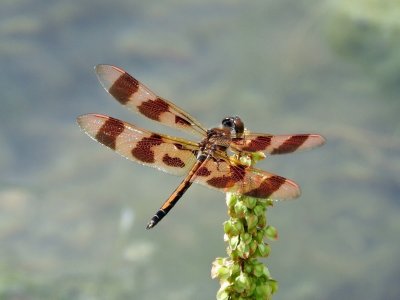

left=77, top=114, right=199, bottom=176
left=192, top=156, right=300, bottom=200
left=231, top=133, right=326, bottom=154
left=95, top=64, right=207, bottom=137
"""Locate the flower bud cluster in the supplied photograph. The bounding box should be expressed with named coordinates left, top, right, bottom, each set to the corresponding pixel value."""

left=212, top=192, right=279, bottom=299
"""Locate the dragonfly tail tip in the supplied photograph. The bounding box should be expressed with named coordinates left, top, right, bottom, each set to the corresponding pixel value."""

left=146, top=220, right=155, bottom=230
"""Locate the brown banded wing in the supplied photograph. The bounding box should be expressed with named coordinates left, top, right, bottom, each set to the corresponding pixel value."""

left=231, top=133, right=326, bottom=154
left=77, top=114, right=199, bottom=176
left=95, top=65, right=207, bottom=137
left=193, top=156, right=301, bottom=200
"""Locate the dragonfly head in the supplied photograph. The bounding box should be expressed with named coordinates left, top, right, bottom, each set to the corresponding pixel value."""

left=222, top=116, right=244, bottom=139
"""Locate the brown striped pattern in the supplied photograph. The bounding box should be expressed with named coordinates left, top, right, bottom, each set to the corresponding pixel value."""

left=206, top=164, right=245, bottom=189
left=78, top=114, right=199, bottom=176
left=207, top=176, right=236, bottom=189
left=240, top=135, right=272, bottom=152
left=232, top=133, right=325, bottom=155
left=196, top=166, right=212, bottom=177
left=192, top=157, right=300, bottom=200
left=95, top=64, right=208, bottom=136
left=244, top=175, right=286, bottom=198
left=94, top=117, right=125, bottom=150
left=108, top=72, right=139, bottom=104
left=271, top=134, right=309, bottom=154
left=137, top=97, right=170, bottom=121
left=131, top=134, right=163, bottom=163
left=162, top=154, right=185, bottom=168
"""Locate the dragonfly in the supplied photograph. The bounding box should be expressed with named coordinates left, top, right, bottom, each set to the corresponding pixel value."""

left=77, top=65, right=325, bottom=229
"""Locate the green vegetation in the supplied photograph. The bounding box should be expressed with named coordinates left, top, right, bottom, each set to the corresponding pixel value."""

left=326, top=0, right=400, bottom=93
left=212, top=153, right=279, bottom=300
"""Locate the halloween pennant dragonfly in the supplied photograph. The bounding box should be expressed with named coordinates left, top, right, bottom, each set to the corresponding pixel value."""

left=77, top=65, right=325, bottom=229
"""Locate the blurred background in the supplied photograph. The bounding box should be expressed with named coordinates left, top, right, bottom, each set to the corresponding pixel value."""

left=1, top=0, right=399, bottom=299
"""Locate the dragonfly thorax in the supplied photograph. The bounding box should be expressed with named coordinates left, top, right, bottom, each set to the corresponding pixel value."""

left=203, top=127, right=232, bottom=151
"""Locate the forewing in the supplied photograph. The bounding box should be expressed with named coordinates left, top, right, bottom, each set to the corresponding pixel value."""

left=231, top=133, right=326, bottom=154
left=77, top=114, right=199, bottom=176
left=193, top=156, right=300, bottom=200
left=95, top=64, right=207, bottom=137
